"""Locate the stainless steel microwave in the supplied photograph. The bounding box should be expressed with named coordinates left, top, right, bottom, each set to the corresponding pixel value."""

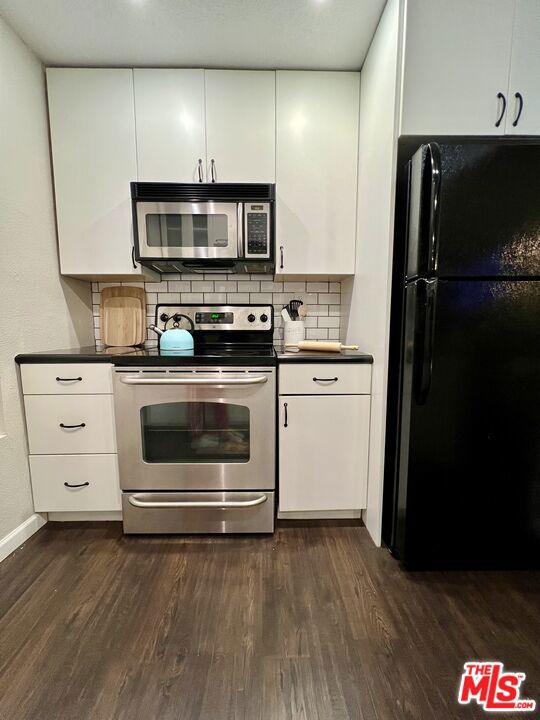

left=131, top=182, right=275, bottom=274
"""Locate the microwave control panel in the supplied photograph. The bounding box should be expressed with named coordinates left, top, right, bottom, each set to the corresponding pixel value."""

left=245, top=203, right=271, bottom=259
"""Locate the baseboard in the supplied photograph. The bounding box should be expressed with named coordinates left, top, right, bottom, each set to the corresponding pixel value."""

left=0, top=513, right=47, bottom=563
left=277, top=510, right=363, bottom=520
left=47, top=511, right=122, bottom=521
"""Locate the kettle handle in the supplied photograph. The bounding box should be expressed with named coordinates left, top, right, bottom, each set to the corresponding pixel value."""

left=171, top=313, right=195, bottom=331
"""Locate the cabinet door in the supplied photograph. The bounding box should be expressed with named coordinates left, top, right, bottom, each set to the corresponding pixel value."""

left=205, top=70, right=275, bottom=183
left=276, top=71, right=359, bottom=275
left=134, top=69, right=206, bottom=182
left=279, top=395, right=370, bottom=512
left=506, top=0, right=540, bottom=135
left=400, top=0, right=515, bottom=135
left=47, top=69, right=149, bottom=279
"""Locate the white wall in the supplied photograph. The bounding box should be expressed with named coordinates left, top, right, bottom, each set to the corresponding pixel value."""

left=343, top=0, right=401, bottom=546
left=0, top=16, right=93, bottom=548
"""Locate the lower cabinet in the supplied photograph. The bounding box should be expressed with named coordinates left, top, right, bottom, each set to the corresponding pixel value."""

left=278, top=363, right=371, bottom=515
left=29, top=455, right=121, bottom=512
left=20, top=363, right=121, bottom=515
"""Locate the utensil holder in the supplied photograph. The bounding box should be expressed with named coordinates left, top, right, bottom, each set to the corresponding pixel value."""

left=284, top=320, right=305, bottom=345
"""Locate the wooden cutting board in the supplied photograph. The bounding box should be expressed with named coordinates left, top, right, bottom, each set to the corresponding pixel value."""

left=100, top=286, right=146, bottom=347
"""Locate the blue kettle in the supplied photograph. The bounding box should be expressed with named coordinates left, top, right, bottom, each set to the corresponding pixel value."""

left=149, top=314, right=194, bottom=355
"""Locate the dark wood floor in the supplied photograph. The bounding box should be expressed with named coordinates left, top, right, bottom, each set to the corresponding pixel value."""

left=0, top=522, right=539, bottom=720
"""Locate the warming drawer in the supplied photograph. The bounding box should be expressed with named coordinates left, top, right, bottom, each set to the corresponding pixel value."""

left=122, top=491, right=275, bottom=534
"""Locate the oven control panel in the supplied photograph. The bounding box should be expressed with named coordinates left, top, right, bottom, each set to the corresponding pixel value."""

left=157, top=305, right=273, bottom=332
left=244, top=203, right=271, bottom=259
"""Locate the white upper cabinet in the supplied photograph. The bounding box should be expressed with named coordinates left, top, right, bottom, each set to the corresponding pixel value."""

left=506, top=0, right=540, bottom=135
left=276, top=71, right=359, bottom=275
left=47, top=69, right=155, bottom=280
left=400, top=0, right=516, bottom=136
left=205, top=70, right=275, bottom=183
left=134, top=69, right=206, bottom=182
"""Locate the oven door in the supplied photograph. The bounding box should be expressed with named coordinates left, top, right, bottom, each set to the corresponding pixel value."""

left=113, top=367, right=275, bottom=491
left=135, top=201, right=241, bottom=260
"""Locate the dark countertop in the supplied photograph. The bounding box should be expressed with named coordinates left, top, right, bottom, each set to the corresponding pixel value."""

left=15, top=346, right=277, bottom=367
left=15, top=346, right=373, bottom=366
left=276, top=347, right=373, bottom=363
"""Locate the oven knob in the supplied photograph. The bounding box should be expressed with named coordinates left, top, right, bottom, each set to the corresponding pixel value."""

left=260, top=314, right=268, bottom=323
left=247, top=313, right=256, bottom=323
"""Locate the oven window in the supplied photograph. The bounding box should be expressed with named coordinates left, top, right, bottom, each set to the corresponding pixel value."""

left=145, top=214, right=230, bottom=249
left=140, top=402, right=250, bottom=463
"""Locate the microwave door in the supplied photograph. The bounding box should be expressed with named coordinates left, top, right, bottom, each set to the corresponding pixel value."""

left=136, top=201, right=239, bottom=260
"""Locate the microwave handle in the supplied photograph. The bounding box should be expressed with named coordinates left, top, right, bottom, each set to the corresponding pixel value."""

left=237, top=203, right=244, bottom=258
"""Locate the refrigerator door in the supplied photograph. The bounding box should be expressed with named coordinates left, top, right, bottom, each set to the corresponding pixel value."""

left=396, top=278, right=540, bottom=569
left=407, top=142, right=540, bottom=279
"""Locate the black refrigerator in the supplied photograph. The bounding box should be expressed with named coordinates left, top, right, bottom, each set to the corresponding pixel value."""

left=383, top=141, right=540, bottom=570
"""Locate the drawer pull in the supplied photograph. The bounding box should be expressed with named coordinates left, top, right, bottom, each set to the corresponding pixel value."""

left=56, top=376, right=82, bottom=382
left=59, top=422, right=86, bottom=429
left=313, top=377, right=338, bottom=383
left=64, top=481, right=90, bottom=488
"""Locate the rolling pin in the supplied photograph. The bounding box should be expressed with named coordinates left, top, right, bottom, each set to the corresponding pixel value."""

left=285, top=341, right=359, bottom=352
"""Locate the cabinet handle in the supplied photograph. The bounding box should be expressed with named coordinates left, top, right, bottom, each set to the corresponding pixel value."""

left=280, top=246, right=284, bottom=270
left=283, top=402, right=288, bottom=427
left=131, top=246, right=137, bottom=269
left=59, top=422, right=86, bottom=429
left=197, top=158, right=203, bottom=182
left=56, top=376, right=82, bottom=382
left=495, top=92, right=506, bottom=128
left=64, top=481, right=90, bottom=488
left=512, top=92, right=524, bottom=127
left=313, top=377, right=338, bottom=383
left=210, top=158, right=216, bottom=183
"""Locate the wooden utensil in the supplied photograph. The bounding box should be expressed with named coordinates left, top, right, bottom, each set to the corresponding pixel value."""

left=100, top=286, right=146, bottom=347
left=285, top=341, right=359, bottom=352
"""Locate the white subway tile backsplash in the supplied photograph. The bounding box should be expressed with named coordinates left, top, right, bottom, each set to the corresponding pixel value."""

left=317, top=316, right=340, bottom=328
left=180, top=293, right=204, bottom=303
left=318, top=293, right=340, bottom=304
left=261, top=281, right=283, bottom=292
left=90, top=276, right=342, bottom=348
left=307, top=282, right=329, bottom=293
left=167, top=281, right=191, bottom=292
left=215, top=281, right=238, bottom=293
left=227, top=293, right=250, bottom=303
left=204, top=293, right=227, bottom=304
left=284, top=282, right=306, bottom=292
left=157, top=293, right=181, bottom=303
left=250, top=293, right=273, bottom=304
left=237, top=281, right=260, bottom=292
left=191, top=281, right=214, bottom=293
left=306, top=328, right=329, bottom=340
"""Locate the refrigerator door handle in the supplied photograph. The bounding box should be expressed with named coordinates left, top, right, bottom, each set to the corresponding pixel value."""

left=415, top=278, right=437, bottom=405
left=426, top=143, right=442, bottom=275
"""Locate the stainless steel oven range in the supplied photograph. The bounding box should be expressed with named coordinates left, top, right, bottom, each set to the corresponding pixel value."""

left=113, top=304, right=276, bottom=534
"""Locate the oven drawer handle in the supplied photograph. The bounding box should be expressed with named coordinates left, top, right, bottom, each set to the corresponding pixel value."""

left=128, top=494, right=268, bottom=509
left=119, top=375, right=268, bottom=386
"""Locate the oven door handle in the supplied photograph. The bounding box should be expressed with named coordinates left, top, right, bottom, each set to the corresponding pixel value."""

left=119, top=375, right=268, bottom=386
left=128, top=494, right=268, bottom=509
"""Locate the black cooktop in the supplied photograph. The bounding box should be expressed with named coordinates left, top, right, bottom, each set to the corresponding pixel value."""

left=15, top=344, right=277, bottom=367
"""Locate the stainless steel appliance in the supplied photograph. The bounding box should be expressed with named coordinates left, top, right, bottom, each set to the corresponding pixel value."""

left=131, top=182, right=275, bottom=274
left=113, top=304, right=276, bottom=534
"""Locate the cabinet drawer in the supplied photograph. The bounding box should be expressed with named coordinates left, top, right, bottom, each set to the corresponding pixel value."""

left=24, top=395, right=117, bottom=454
left=20, top=363, right=113, bottom=394
left=30, top=455, right=121, bottom=512
left=279, top=363, right=371, bottom=395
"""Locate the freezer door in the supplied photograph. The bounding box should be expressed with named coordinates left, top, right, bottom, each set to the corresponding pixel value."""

left=407, top=142, right=540, bottom=278
left=397, top=278, right=540, bottom=568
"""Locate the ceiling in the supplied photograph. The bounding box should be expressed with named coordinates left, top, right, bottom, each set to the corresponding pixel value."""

left=0, top=0, right=386, bottom=70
